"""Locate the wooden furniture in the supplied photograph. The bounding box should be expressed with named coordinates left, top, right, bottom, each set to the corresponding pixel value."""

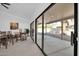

left=0, top=32, right=8, bottom=49
left=15, top=33, right=21, bottom=42
left=0, top=30, right=28, bottom=49
left=20, top=33, right=27, bottom=41
left=7, top=33, right=14, bottom=45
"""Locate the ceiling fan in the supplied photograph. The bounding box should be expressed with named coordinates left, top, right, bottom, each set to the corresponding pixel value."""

left=0, top=3, right=11, bottom=9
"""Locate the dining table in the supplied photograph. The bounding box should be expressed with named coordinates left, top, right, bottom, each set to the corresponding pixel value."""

left=0, top=35, right=8, bottom=49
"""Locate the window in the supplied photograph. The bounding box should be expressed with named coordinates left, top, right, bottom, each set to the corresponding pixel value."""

left=35, top=3, right=74, bottom=56
left=43, top=3, right=74, bottom=55
left=62, top=18, right=74, bottom=41
left=37, top=16, right=42, bottom=48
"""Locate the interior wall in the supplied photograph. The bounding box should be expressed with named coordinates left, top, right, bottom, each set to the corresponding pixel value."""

left=0, top=3, right=51, bottom=33
left=0, top=11, right=29, bottom=32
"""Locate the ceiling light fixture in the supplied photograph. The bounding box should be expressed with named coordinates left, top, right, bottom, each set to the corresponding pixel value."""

left=0, top=3, right=11, bottom=9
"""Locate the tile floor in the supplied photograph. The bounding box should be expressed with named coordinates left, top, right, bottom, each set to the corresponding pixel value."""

left=0, top=37, right=43, bottom=56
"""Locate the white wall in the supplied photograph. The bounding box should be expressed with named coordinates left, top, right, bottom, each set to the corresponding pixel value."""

left=0, top=3, right=51, bottom=33
left=0, top=11, right=29, bottom=32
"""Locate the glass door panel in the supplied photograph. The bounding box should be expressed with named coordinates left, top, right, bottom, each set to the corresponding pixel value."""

left=37, top=16, right=42, bottom=48
left=44, top=3, right=74, bottom=56
left=62, top=18, right=74, bottom=41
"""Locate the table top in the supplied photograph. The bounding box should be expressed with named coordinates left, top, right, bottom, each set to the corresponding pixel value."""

left=0, top=35, right=8, bottom=39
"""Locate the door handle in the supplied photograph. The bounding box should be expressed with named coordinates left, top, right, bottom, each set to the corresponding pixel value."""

left=71, top=31, right=74, bottom=46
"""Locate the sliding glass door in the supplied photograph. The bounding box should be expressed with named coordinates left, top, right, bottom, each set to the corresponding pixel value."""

left=34, top=3, right=77, bottom=56
left=44, top=3, right=74, bottom=56
left=62, top=18, right=74, bottom=41
left=37, top=16, right=42, bottom=48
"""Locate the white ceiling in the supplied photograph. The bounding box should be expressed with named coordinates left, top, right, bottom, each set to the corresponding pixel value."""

left=0, top=3, right=41, bottom=19
left=0, top=3, right=74, bottom=24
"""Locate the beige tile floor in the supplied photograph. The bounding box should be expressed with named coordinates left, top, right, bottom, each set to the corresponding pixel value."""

left=0, top=37, right=43, bottom=56
left=0, top=35, right=78, bottom=56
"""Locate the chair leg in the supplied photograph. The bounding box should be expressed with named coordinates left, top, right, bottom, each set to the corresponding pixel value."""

left=12, top=38, right=14, bottom=45
left=16, top=38, right=18, bottom=42
left=5, top=40, right=8, bottom=49
left=0, top=43, right=1, bottom=48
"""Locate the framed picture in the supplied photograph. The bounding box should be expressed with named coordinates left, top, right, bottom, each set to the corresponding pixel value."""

left=10, top=22, right=19, bottom=30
